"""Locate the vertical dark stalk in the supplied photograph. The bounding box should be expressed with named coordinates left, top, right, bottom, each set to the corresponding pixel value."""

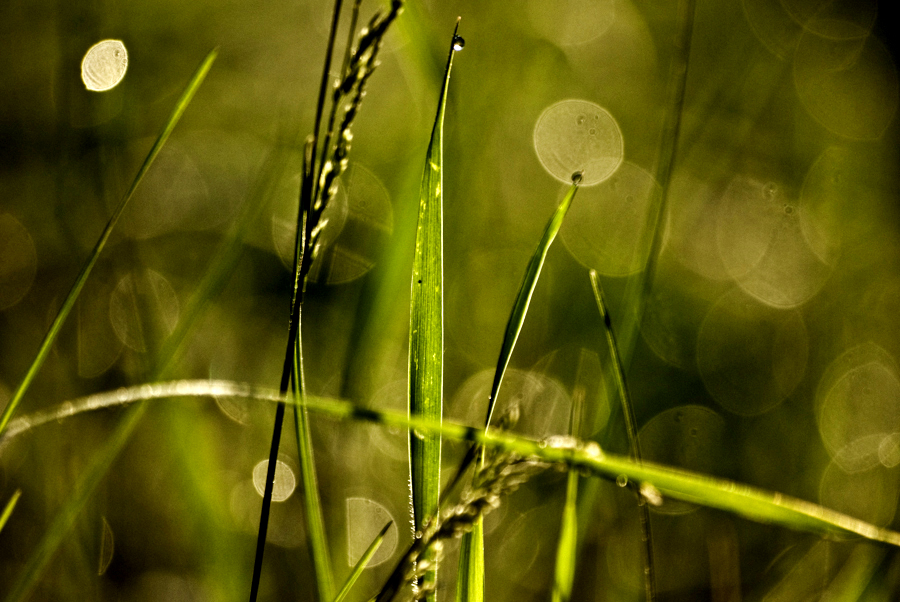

left=589, top=271, right=656, bottom=602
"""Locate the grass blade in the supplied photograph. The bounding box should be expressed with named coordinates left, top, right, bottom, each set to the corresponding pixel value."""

left=455, top=519, right=484, bottom=602
left=483, top=178, right=580, bottom=429
left=458, top=177, right=581, bottom=600
left=0, top=489, right=21, bottom=534
left=14, top=382, right=900, bottom=549
left=408, top=18, right=461, bottom=597
left=0, top=50, right=219, bottom=602
left=333, top=521, right=393, bottom=602
left=552, top=471, right=579, bottom=602
left=0, top=48, right=218, bottom=437
left=589, top=270, right=656, bottom=601
left=292, top=313, right=335, bottom=602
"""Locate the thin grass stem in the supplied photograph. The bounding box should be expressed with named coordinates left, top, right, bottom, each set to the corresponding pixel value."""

left=333, top=521, right=393, bottom=602
left=589, top=270, right=656, bottom=601
left=0, top=489, right=21, bottom=534
left=0, top=49, right=218, bottom=437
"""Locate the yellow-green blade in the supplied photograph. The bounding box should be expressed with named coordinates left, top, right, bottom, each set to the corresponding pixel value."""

left=408, top=22, right=461, bottom=596
left=293, top=317, right=335, bottom=602
left=0, top=489, right=22, bottom=534
left=552, top=471, right=580, bottom=602
left=0, top=48, right=218, bottom=437
left=483, top=180, right=580, bottom=430
left=455, top=519, right=484, bottom=602
left=0, top=49, right=218, bottom=602
left=333, top=521, right=393, bottom=602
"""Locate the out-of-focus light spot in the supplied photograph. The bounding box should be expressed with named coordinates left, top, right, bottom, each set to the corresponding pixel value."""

left=878, top=433, right=900, bottom=468
left=816, top=343, right=900, bottom=473
left=98, top=516, right=114, bottom=576
left=533, top=346, right=609, bottom=438
left=533, top=99, right=623, bottom=187
left=230, top=479, right=303, bottom=547
left=526, top=0, right=615, bottom=46
left=794, top=28, right=898, bottom=140
left=640, top=256, right=725, bottom=370
left=0, top=214, right=37, bottom=310
left=743, top=0, right=877, bottom=59
left=81, top=40, right=128, bottom=92
left=366, top=380, right=408, bottom=461
left=637, top=406, right=725, bottom=514
left=78, top=275, right=124, bottom=378
left=716, top=175, right=832, bottom=308
left=560, top=161, right=659, bottom=277
left=697, top=289, right=807, bottom=416
left=819, top=460, right=900, bottom=527
left=663, top=172, right=730, bottom=281
left=761, top=540, right=832, bottom=601
left=345, top=497, right=398, bottom=567
left=252, top=459, right=296, bottom=502
left=272, top=163, right=392, bottom=285
left=449, top=368, right=571, bottom=439
left=109, top=270, right=179, bottom=352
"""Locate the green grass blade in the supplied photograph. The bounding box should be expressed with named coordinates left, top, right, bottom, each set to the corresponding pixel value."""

left=14, top=383, right=900, bottom=552
left=483, top=179, right=580, bottom=429
left=552, top=471, right=579, bottom=602
left=589, top=269, right=656, bottom=600
left=293, top=311, right=335, bottom=602
left=1, top=50, right=219, bottom=602
left=333, top=521, right=392, bottom=602
left=455, top=519, right=484, bottom=602
left=408, top=19, right=461, bottom=596
left=0, top=48, right=218, bottom=437
left=457, top=179, right=580, bottom=601
left=0, top=489, right=22, bottom=534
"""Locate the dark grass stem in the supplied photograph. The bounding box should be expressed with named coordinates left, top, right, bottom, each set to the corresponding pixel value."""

left=251, top=3, right=403, bottom=600
left=589, top=270, right=656, bottom=602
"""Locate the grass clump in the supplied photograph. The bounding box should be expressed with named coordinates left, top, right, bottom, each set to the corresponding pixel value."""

left=2, top=1, right=900, bottom=601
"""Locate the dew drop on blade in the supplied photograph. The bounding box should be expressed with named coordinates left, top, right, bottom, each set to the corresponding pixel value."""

left=452, top=35, right=465, bottom=51
left=572, top=171, right=584, bottom=185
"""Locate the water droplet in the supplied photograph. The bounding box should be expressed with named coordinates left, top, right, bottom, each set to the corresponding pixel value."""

left=588, top=128, right=597, bottom=135
left=576, top=114, right=586, bottom=126
left=783, top=204, right=794, bottom=214
left=452, top=36, right=465, bottom=51
left=412, top=429, right=426, bottom=440
left=571, top=171, right=584, bottom=185
left=81, top=39, right=128, bottom=92
left=616, top=474, right=628, bottom=487
left=414, top=530, right=424, bottom=539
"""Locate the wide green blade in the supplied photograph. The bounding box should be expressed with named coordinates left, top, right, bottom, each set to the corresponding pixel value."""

left=333, top=521, right=393, bottom=602
left=0, top=489, right=21, bottom=534
left=0, top=49, right=218, bottom=437
left=408, top=19, right=461, bottom=596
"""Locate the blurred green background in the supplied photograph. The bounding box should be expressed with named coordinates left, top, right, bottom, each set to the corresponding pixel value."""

left=1, top=0, right=900, bottom=599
